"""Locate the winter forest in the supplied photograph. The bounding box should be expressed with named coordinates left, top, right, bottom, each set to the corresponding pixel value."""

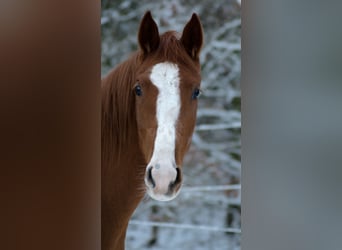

left=101, top=0, right=241, bottom=249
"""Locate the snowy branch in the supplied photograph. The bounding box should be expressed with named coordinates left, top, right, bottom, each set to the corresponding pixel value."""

left=129, top=220, right=241, bottom=234
left=102, top=1, right=241, bottom=248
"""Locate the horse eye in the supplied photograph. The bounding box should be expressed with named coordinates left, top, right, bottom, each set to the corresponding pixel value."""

left=192, top=88, right=201, bottom=99
left=135, top=85, right=142, bottom=96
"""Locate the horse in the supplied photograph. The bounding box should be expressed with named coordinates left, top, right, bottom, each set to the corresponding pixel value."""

left=101, top=11, right=203, bottom=250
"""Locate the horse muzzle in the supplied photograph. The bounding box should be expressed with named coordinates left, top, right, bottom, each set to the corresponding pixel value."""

left=144, top=163, right=182, bottom=201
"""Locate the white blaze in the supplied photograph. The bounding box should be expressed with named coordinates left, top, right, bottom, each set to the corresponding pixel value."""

left=149, top=62, right=180, bottom=165
left=146, top=62, right=182, bottom=201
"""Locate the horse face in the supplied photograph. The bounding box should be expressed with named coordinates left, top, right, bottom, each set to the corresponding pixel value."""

left=135, top=11, right=203, bottom=201
left=135, top=62, right=201, bottom=201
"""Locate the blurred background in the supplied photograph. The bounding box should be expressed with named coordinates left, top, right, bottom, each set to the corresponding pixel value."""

left=101, top=0, right=241, bottom=249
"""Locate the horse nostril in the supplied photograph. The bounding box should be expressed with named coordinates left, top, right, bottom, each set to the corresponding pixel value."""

left=175, top=168, right=181, bottom=184
left=147, top=166, right=156, bottom=188
left=169, top=167, right=182, bottom=192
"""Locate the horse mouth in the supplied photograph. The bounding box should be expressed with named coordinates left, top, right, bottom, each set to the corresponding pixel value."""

left=145, top=184, right=182, bottom=201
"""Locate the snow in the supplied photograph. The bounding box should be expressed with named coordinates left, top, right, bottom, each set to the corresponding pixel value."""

left=101, top=0, right=241, bottom=249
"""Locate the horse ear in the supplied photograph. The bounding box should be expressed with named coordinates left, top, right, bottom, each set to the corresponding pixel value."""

left=181, top=13, right=203, bottom=60
left=138, top=11, right=160, bottom=54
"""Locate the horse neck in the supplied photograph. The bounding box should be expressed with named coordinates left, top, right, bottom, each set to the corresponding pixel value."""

left=101, top=52, right=145, bottom=192
left=101, top=55, right=146, bottom=249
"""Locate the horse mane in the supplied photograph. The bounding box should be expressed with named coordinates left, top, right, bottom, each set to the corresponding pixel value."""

left=101, top=31, right=196, bottom=167
left=101, top=53, right=139, bottom=167
left=143, top=31, right=198, bottom=68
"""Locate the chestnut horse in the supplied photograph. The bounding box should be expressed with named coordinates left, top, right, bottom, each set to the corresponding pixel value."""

left=101, top=11, right=203, bottom=250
